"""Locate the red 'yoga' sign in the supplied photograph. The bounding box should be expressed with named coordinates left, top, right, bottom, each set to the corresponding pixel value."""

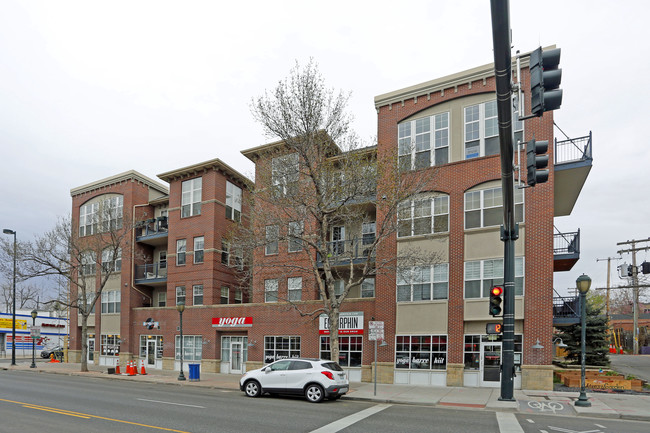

left=211, top=317, right=253, bottom=327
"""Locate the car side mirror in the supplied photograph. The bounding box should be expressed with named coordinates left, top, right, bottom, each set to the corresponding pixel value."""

left=262, top=367, right=269, bottom=372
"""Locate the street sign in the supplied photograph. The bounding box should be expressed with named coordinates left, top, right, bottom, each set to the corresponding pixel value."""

left=30, top=325, right=41, bottom=338
left=368, top=321, right=384, bottom=341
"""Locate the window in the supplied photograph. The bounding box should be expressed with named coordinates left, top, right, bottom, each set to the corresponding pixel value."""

left=226, top=181, right=242, bottom=222
left=272, top=153, right=299, bottom=197
left=265, top=225, right=278, bottom=255
left=288, top=221, right=303, bottom=252
left=265, top=279, right=278, bottom=302
left=157, top=292, right=166, bottom=307
left=176, top=286, right=186, bottom=305
left=362, top=222, right=376, bottom=246
left=464, top=334, right=522, bottom=371
left=398, top=112, right=449, bottom=171
left=175, top=335, right=202, bottom=362
left=79, top=202, right=98, bottom=237
left=398, top=195, right=449, bottom=237
left=396, top=335, right=447, bottom=370
left=334, top=280, right=344, bottom=298
left=264, top=336, right=300, bottom=363
left=193, top=236, right=204, bottom=264
left=464, top=257, right=525, bottom=298
left=221, top=240, right=230, bottom=265
left=221, top=287, right=229, bottom=304
left=81, top=251, right=96, bottom=276
left=159, top=251, right=167, bottom=269
left=193, top=285, right=203, bottom=305
left=176, top=239, right=186, bottom=265
left=464, top=186, right=524, bottom=229
left=101, top=290, right=121, bottom=314
left=181, top=177, right=202, bottom=217
left=464, top=99, right=524, bottom=159
left=221, top=336, right=248, bottom=363
left=100, top=334, right=120, bottom=356
left=288, top=277, right=302, bottom=301
left=101, top=196, right=123, bottom=231
left=234, top=289, right=242, bottom=304
left=101, top=248, right=121, bottom=273
left=320, top=336, right=362, bottom=367
left=397, top=264, right=449, bottom=302
left=361, top=278, right=375, bottom=298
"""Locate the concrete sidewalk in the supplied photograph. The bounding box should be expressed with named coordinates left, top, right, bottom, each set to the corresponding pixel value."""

left=3, top=360, right=649, bottom=422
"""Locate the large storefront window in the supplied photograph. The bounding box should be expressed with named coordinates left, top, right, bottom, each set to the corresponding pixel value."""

left=320, top=336, right=362, bottom=367
left=463, top=334, right=523, bottom=371
left=139, top=335, right=163, bottom=359
left=395, top=335, right=447, bottom=370
left=264, top=336, right=300, bottom=363
left=100, top=334, right=120, bottom=356
left=175, top=335, right=202, bottom=362
left=221, top=336, right=248, bottom=362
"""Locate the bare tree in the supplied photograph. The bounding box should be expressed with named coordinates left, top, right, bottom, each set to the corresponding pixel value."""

left=236, top=60, right=438, bottom=363
left=20, top=205, right=131, bottom=371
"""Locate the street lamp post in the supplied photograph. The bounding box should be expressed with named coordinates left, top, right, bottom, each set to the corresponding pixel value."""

left=575, top=273, right=592, bottom=408
left=177, top=302, right=186, bottom=381
left=3, top=229, right=17, bottom=366
left=30, top=309, right=37, bottom=368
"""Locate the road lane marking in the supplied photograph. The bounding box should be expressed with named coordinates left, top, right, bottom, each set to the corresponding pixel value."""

left=0, top=398, right=190, bottom=432
left=137, top=398, right=206, bottom=408
left=309, top=403, right=392, bottom=433
left=496, top=412, right=524, bottom=433
left=594, top=424, right=606, bottom=429
left=527, top=418, right=535, bottom=423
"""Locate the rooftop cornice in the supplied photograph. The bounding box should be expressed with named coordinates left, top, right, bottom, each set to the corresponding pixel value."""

left=157, top=157, right=252, bottom=187
left=70, top=170, right=169, bottom=197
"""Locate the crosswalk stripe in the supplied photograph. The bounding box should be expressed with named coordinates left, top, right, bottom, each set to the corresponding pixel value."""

left=309, top=403, right=392, bottom=433
left=496, top=412, right=525, bottom=433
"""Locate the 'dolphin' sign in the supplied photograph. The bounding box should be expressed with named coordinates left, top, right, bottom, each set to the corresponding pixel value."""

left=318, top=312, right=364, bottom=335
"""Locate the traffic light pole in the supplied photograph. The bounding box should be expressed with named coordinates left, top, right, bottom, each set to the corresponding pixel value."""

left=490, top=0, right=517, bottom=401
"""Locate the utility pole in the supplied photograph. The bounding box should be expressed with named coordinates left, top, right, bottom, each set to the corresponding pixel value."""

left=617, top=237, right=650, bottom=355
left=596, top=257, right=618, bottom=322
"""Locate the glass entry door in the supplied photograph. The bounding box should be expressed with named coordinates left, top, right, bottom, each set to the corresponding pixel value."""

left=87, top=338, right=95, bottom=362
left=480, top=342, right=501, bottom=386
left=231, top=342, right=243, bottom=374
left=147, top=340, right=156, bottom=365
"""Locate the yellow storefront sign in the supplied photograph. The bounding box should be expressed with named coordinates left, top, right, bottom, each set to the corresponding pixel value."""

left=0, top=318, right=27, bottom=330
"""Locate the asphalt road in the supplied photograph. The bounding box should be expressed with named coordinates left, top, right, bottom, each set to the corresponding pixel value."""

left=1, top=370, right=648, bottom=433
left=609, top=354, right=650, bottom=382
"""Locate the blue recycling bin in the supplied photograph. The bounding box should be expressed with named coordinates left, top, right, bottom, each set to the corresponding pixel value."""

left=188, top=363, right=200, bottom=381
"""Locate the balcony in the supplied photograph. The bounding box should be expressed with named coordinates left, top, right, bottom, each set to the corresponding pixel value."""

left=134, top=263, right=167, bottom=287
left=554, top=229, right=580, bottom=272
left=554, top=132, right=593, bottom=216
left=553, top=290, right=580, bottom=326
left=316, top=238, right=376, bottom=267
left=136, top=217, right=168, bottom=246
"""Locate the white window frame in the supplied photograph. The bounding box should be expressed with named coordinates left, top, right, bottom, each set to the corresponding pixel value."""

left=101, top=248, right=121, bottom=273
left=265, top=225, right=279, bottom=255
left=288, top=277, right=302, bottom=301
left=464, top=257, right=525, bottom=299
left=100, top=334, right=120, bottom=357
left=361, top=278, right=375, bottom=298
left=193, top=284, right=203, bottom=305
left=226, top=181, right=242, bottom=222
left=397, top=264, right=449, bottom=302
left=193, top=236, right=204, bottom=264
left=234, top=289, right=242, bottom=304
left=81, top=251, right=96, bottom=276
left=101, top=290, right=121, bottom=314
left=175, top=335, right=202, bottom=362
left=464, top=98, right=524, bottom=160
left=264, top=279, right=278, bottom=303
left=101, top=196, right=124, bottom=232
left=398, top=195, right=449, bottom=238
left=464, top=186, right=524, bottom=230
left=176, top=239, right=186, bottom=265
left=176, top=286, right=186, bottom=305
left=398, top=112, right=449, bottom=170
left=157, top=291, right=166, bottom=307
left=221, top=287, right=229, bottom=304
left=288, top=221, right=303, bottom=253
left=181, top=178, right=202, bottom=218
left=79, top=202, right=98, bottom=237
left=272, top=153, right=299, bottom=197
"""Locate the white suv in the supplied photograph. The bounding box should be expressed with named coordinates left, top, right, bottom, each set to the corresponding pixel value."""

left=240, top=358, right=349, bottom=403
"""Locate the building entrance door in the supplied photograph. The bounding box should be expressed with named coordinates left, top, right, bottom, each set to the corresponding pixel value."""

left=480, top=342, right=501, bottom=387
left=231, top=342, right=243, bottom=374
left=147, top=340, right=156, bottom=365
left=87, top=338, right=95, bottom=363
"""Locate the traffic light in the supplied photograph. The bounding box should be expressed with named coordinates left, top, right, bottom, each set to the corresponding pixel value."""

left=530, top=47, right=562, bottom=117
left=489, top=286, right=503, bottom=317
left=642, top=261, right=650, bottom=274
left=526, top=138, right=549, bottom=187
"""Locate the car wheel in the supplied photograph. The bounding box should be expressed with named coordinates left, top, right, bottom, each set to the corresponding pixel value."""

left=244, top=380, right=261, bottom=398
left=305, top=384, right=324, bottom=403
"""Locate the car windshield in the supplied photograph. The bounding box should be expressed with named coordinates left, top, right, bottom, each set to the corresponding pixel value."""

left=321, top=362, right=343, bottom=372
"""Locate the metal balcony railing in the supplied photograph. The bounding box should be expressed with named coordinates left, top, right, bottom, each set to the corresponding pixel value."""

left=554, top=229, right=580, bottom=255
left=555, top=131, right=592, bottom=165
left=136, top=216, right=169, bottom=238
left=316, top=238, right=376, bottom=264
left=134, top=263, right=167, bottom=281
left=553, top=289, right=580, bottom=324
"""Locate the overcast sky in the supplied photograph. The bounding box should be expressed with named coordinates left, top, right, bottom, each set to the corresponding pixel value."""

left=1, top=0, right=648, bottom=296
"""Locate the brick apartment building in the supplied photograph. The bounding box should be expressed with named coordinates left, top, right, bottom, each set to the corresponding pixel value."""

left=68, top=53, right=592, bottom=390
